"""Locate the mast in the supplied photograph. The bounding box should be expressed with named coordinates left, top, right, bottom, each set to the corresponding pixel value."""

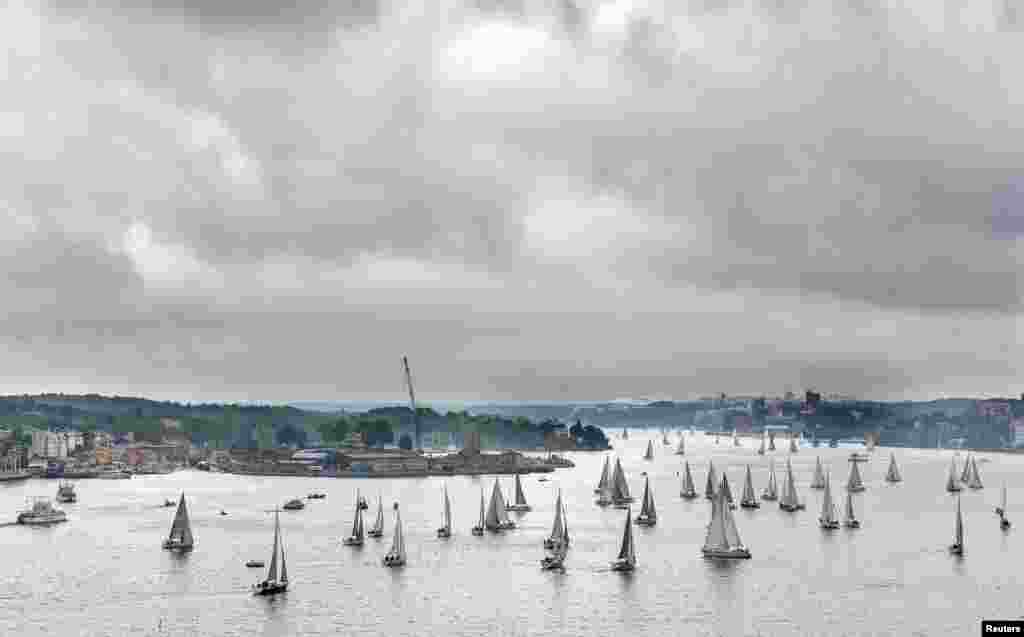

left=350, top=496, right=362, bottom=538
left=402, top=356, right=420, bottom=452
left=960, top=454, right=971, bottom=483
left=562, top=501, right=569, bottom=544
left=720, top=472, right=734, bottom=506
left=478, top=488, right=486, bottom=527
left=485, top=480, right=502, bottom=530
left=954, top=496, right=963, bottom=547
left=644, top=440, right=654, bottom=460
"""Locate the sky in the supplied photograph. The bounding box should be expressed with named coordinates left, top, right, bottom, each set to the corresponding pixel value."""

left=1, top=0, right=1022, bottom=403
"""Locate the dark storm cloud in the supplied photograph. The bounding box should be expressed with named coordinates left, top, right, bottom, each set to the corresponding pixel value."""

left=1, top=0, right=1021, bottom=400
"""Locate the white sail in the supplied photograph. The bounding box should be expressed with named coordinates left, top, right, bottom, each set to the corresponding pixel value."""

left=681, top=461, right=696, bottom=497
left=820, top=474, right=838, bottom=525
left=390, top=504, right=406, bottom=561
left=561, top=501, right=569, bottom=545
left=611, top=458, right=631, bottom=502
left=638, top=477, right=656, bottom=522
left=719, top=472, right=734, bottom=506
left=477, top=489, right=486, bottom=527
left=703, top=487, right=729, bottom=551
left=946, top=459, right=962, bottom=492
left=758, top=434, right=765, bottom=455
left=722, top=487, right=744, bottom=548
left=596, top=456, right=611, bottom=492
left=166, top=493, right=194, bottom=548
left=763, top=460, right=778, bottom=499
left=810, top=458, right=826, bottom=489
left=266, top=511, right=280, bottom=583
left=644, top=440, right=654, bottom=460
left=549, top=490, right=564, bottom=542
left=442, top=486, right=452, bottom=532
left=280, top=537, right=288, bottom=583
left=780, top=459, right=801, bottom=509
left=843, top=491, right=857, bottom=525
left=960, top=455, right=971, bottom=483
left=485, top=479, right=503, bottom=530
left=967, top=457, right=983, bottom=489
left=885, top=453, right=901, bottom=483
left=847, top=459, right=864, bottom=491
left=676, top=437, right=685, bottom=455
left=349, top=497, right=364, bottom=539
left=954, top=496, right=964, bottom=547
left=741, top=465, right=756, bottom=505
left=705, top=461, right=717, bottom=500
left=789, top=435, right=798, bottom=453
left=616, top=507, right=636, bottom=566
left=514, top=474, right=528, bottom=505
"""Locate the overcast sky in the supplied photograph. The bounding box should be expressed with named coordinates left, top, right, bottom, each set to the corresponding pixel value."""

left=1, top=0, right=1021, bottom=403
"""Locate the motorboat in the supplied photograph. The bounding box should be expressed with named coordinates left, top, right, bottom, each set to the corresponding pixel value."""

left=17, top=498, right=68, bottom=525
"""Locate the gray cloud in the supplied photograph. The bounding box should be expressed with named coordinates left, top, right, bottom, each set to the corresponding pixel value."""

left=0, top=0, right=1021, bottom=400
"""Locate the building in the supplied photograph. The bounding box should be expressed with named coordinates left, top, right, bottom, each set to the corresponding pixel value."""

left=340, top=431, right=368, bottom=451
left=31, top=431, right=84, bottom=459
left=544, top=431, right=576, bottom=452
left=463, top=431, right=481, bottom=456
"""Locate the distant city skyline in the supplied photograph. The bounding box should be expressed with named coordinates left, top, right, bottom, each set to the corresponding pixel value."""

left=1, top=2, right=1020, bottom=402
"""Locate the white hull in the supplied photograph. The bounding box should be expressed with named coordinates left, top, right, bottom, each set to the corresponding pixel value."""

left=635, top=516, right=656, bottom=527
left=505, top=504, right=531, bottom=512
left=18, top=512, right=67, bottom=525
left=471, top=526, right=484, bottom=536
left=702, top=547, right=751, bottom=559
left=162, top=539, right=193, bottom=551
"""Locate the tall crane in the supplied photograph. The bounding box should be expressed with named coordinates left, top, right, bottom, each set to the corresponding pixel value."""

left=402, top=356, right=420, bottom=452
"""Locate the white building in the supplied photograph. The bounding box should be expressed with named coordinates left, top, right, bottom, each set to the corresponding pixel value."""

left=31, top=431, right=84, bottom=459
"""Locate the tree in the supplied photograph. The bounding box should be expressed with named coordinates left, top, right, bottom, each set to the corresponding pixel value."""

left=398, top=433, right=413, bottom=450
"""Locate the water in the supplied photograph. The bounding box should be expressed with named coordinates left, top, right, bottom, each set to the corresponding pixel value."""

left=1, top=437, right=1021, bottom=636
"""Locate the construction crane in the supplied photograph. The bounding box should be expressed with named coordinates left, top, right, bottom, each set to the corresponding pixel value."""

left=402, top=356, right=420, bottom=452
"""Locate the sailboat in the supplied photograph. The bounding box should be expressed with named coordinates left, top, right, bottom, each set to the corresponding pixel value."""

left=768, top=434, right=776, bottom=451
left=472, top=488, right=485, bottom=536
left=719, top=472, right=737, bottom=509
left=544, top=490, right=569, bottom=549
left=541, top=498, right=569, bottom=570
left=885, top=453, right=902, bottom=483
left=162, top=493, right=194, bottom=551
left=843, top=490, right=860, bottom=528
left=702, top=479, right=751, bottom=559
left=740, top=465, right=759, bottom=509
left=383, top=503, right=406, bottom=566
left=949, top=495, right=964, bottom=555
left=610, top=506, right=637, bottom=572
left=368, top=495, right=385, bottom=538
left=789, top=434, right=799, bottom=453
left=762, top=460, right=779, bottom=501
left=704, top=461, right=717, bottom=500
left=485, top=479, right=516, bottom=531
left=622, top=428, right=629, bottom=440
left=635, top=476, right=657, bottom=526
left=540, top=533, right=568, bottom=570
left=437, top=485, right=452, bottom=538
left=680, top=461, right=698, bottom=499
left=998, top=485, right=1011, bottom=529
left=610, top=458, right=633, bottom=506
left=506, top=474, right=531, bottom=512
left=594, top=456, right=611, bottom=494
left=810, top=457, right=826, bottom=489
left=846, top=459, right=865, bottom=493
left=253, top=511, right=288, bottom=595
left=779, top=459, right=805, bottom=511
left=733, top=430, right=741, bottom=447
left=819, top=473, right=839, bottom=529
left=960, top=454, right=972, bottom=483
left=675, top=437, right=685, bottom=456
left=342, top=492, right=365, bottom=546
left=663, top=431, right=671, bottom=446
left=946, top=458, right=962, bottom=493
left=757, top=434, right=765, bottom=456
left=965, top=456, right=983, bottom=490
left=715, top=434, right=720, bottom=445
left=643, top=440, right=654, bottom=460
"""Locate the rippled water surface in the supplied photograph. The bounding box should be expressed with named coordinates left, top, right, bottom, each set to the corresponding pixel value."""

left=2, top=436, right=1022, bottom=636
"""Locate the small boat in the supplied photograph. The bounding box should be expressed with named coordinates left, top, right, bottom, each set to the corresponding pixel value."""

left=634, top=476, right=657, bottom=526
left=538, top=477, right=549, bottom=482
left=762, top=460, right=779, bottom=501
left=540, top=501, right=569, bottom=571
left=342, top=492, right=365, bottom=546
left=739, top=465, right=760, bottom=509
left=965, top=456, right=983, bottom=490
left=56, top=480, right=76, bottom=503
left=819, top=474, right=840, bottom=530
left=253, top=510, right=289, bottom=595
left=368, top=496, right=385, bottom=538
left=779, top=459, right=805, bottom=512
left=506, top=474, right=531, bottom=512
left=162, top=493, right=194, bottom=551
left=843, top=491, right=860, bottom=529
left=810, top=457, right=826, bottom=490
left=17, top=498, right=68, bottom=525
left=283, top=498, right=305, bottom=510
left=675, top=437, right=685, bottom=456
left=245, top=560, right=265, bottom=568
left=220, top=510, right=228, bottom=516
left=643, top=440, right=654, bottom=461
left=846, top=459, right=865, bottom=493
left=768, top=434, right=776, bottom=451
left=946, top=459, right=962, bottom=493
left=357, top=495, right=368, bottom=510
left=540, top=541, right=566, bottom=570
left=704, top=461, right=717, bottom=500
left=757, top=434, right=765, bottom=456
left=733, top=430, right=741, bottom=447
left=595, top=485, right=613, bottom=507
left=472, top=488, right=486, bottom=536
left=485, top=479, right=516, bottom=531
left=789, top=434, right=799, bottom=453
left=306, top=493, right=326, bottom=500
left=544, top=489, right=569, bottom=550
left=436, top=484, right=452, bottom=539
left=679, top=461, right=698, bottom=499
left=884, top=453, right=902, bottom=483
left=949, top=495, right=964, bottom=556
left=998, top=485, right=1011, bottom=530
left=702, top=482, right=751, bottom=559
left=163, top=499, right=175, bottom=507
left=383, top=503, right=406, bottom=567
left=610, top=458, right=634, bottom=507
left=610, top=506, right=637, bottom=572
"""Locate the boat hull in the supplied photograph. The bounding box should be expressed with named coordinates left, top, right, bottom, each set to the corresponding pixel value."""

left=634, top=517, right=656, bottom=527
left=367, top=530, right=383, bottom=538
left=383, top=554, right=405, bottom=567
left=56, top=496, right=76, bottom=503
left=505, top=505, right=531, bottom=512
left=779, top=503, right=805, bottom=512
left=436, top=529, right=451, bottom=538
left=253, top=582, right=287, bottom=596
left=680, top=492, right=698, bottom=500
left=702, top=547, right=751, bottom=559
left=162, top=540, right=194, bottom=551
left=18, top=513, right=67, bottom=525
left=819, top=520, right=840, bottom=529
left=471, top=527, right=484, bottom=536
left=843, top=520, right=861, bottom=528
left=847, top=486, right=866, bottom=493
left=341, top=537, right=363, bottom=546
left=761, top=494, right=778, bottom=501
left=540, top=557, right=564, bottom=570
left=246, top=561, right=265, bottom=568
left=610, top=559, right=634, bottom=572
left=1001, top=519, right=1011, bottom=530
left=948, top=544, right=963, bottom=555
left=740, top=501, right=760, bottom=509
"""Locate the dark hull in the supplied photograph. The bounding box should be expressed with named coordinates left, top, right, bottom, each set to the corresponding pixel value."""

left=253, top=583, right=288, bottom=596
